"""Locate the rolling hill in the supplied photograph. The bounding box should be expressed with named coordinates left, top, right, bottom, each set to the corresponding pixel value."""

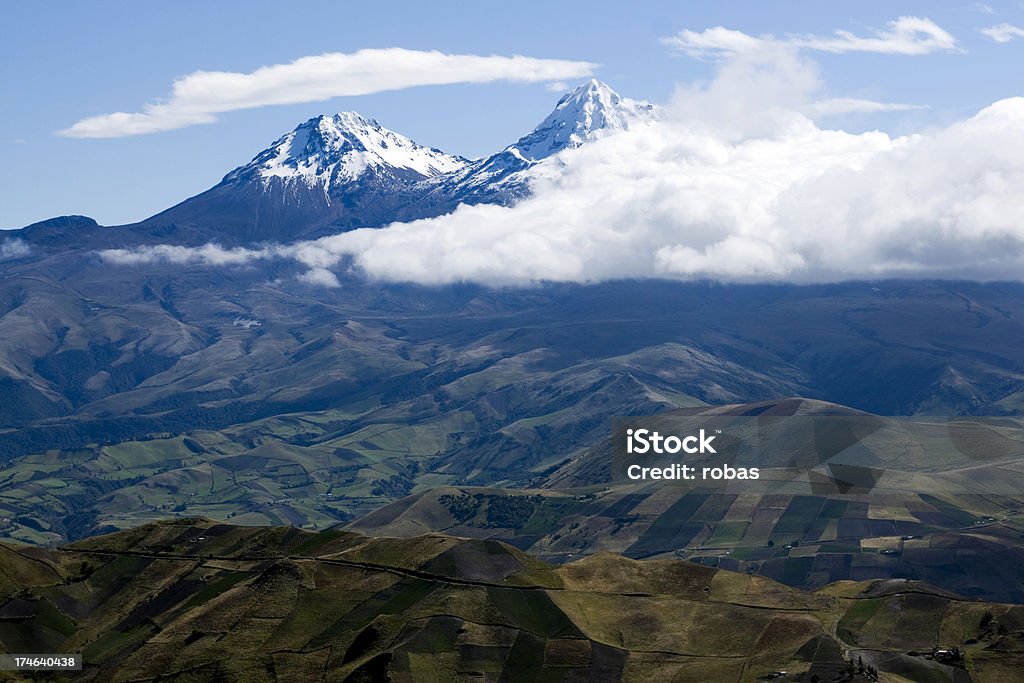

left=0, top=519, right=1018, bottom=682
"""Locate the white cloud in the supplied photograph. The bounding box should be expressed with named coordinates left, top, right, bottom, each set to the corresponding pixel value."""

left=0, top=238, right=31, bottom=259
left=971, top=3, right=995, bottom=15
left=99, top=243, right=271, bottom=265
left=297, top=267, right=341, bottom=288
left=664, top=44, right=922, bottom=138
left=60, top=48, right=598, bottom=138
left=665, top=26, right=773, bottom=59
left=808, top=98, right=928, bottom=116
left=668, top=42, right=823, bottom=137
left=664, top=16, right=959, bottom=58
left=981, top=23, right=1024, bottom=42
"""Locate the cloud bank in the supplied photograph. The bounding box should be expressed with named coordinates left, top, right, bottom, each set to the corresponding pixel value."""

left=60, top=48, right=598, bottom=138
left=301, top=99, right=1024, bottom=284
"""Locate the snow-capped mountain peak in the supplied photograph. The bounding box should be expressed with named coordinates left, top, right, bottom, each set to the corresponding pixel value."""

left=508, top=79, right=656, bottom=162
left=423, top=80, right=658, bottom=207
left=226, top=113, right=467, bottom=186
left=148, top=80, right=651, bottom=243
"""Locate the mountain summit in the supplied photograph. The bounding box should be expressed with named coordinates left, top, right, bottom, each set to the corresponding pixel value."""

left=134, top=81, right=651, bottom=244
left=509, top=79, right=656, bottom=162
left=225, top=112, right=466, bottom=188
left=422, top=80, right=656, bottom=208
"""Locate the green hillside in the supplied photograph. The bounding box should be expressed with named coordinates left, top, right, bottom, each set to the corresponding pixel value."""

left=0, top=520, right=1017, bottom=682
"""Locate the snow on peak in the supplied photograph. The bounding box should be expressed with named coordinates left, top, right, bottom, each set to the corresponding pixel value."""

left=508, top=80, right=657, bottom=162
left=216, top=81, right=653, bottom=216
left=230, top=113, right=467, bottom=186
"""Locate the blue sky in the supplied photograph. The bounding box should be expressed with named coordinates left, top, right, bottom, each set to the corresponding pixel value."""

left=3, top=0, right=1024, bottom=228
